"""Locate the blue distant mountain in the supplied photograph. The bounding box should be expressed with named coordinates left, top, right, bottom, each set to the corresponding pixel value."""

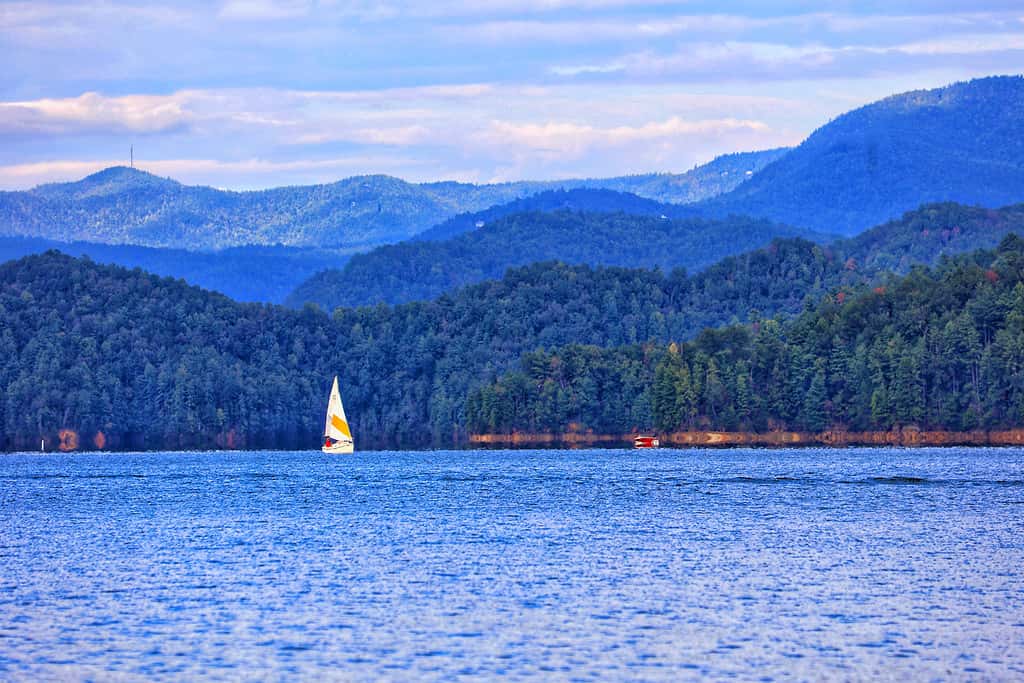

left=0, top=150, right=785, bottom=251
left=286, top=203, right=829, bottom=309
left=412, top=187, right=700, bottom=243
left=0, top=236, right=346, bottom=303
left=7, top=74, right=1024, bottom=300
left=701, top=75, right=1024, bottom=235
left=0, top=169, right=503, bottom=250
left=288, top=195, right=1024, bottom=312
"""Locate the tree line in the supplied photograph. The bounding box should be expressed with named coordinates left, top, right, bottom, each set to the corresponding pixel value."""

left=4, top=226, right=1024, bottom=451
left=468, top=236, right=1024, bottom=436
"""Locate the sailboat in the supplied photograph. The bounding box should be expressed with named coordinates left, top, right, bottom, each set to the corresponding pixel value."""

left=322, top=376, right=354, bottom=454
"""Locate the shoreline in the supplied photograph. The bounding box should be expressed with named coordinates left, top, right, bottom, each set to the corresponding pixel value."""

left=470, top=427, right=1024, bottom=448
left=7, top=427, right=1024, bottom=453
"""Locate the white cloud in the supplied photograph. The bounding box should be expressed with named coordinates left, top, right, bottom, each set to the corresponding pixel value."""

left=294, top=124, right=433, bottom=145
left=444, top=14, right=770, bottom=45
left=0, top=2, right=194, bottom=46
left=470, top=114, right=798, bottom=182
left=550, top=62, right=627, bottom=77
left=893, top=32, right=1024, bottom=55
left=479, top=116, right=771, bottom=157
left=0, top=83, right=836, bottom=188
left=446, top=10, right=1024, bottom=46
left=218, top=0, right=312, bottom=21
left=320, top=0, right=684, bottom=20
left=550, top=31, right=1024, bottom=82
left=0, top=85, right=502, bottom=139
left=0, top=92, right=194, bottom=136
left=293, top=83, right=497, bottom=103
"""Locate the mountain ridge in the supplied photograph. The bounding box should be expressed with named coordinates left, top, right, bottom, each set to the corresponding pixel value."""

left=285, top=206, right=828, bottom=309
left=286, top=198, right=1024, bottom=312
left=0, top=149, right=786, bottom=250
left=411, top=187, right=701, bottom=243
left=0, top=235, right=347, bottom=303
left=700, top=75, right=1024, bottom=235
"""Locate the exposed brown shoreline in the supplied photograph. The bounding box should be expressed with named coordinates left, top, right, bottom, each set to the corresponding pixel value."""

left=470, top=427, right=1024, bottom=448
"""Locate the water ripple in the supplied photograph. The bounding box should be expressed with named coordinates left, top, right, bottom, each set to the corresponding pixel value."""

left=1, top=447, right=1023, bottom=680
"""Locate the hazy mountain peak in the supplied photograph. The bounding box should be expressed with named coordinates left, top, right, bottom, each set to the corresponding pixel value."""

left=702, top=75, right=1024, bottom=235
left=0, top=150, right=783, bottom=249
left=877, top=74, right=1024, bottom=111
left=33, top=165, right=180, bottom=200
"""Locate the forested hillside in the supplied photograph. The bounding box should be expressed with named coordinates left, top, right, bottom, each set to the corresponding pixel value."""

left=469, top=236, right=1024, bottom=436
left=588, top=149, right=789, bottom=205
left=840, top=202, right=1024, bottom=273
left=286, top=211, right=823, bottom=309
left=681, top=202, right=1024, bottom=328
left=288, top=201, right=1024, bottom=311
left=0, top=168, right=523, bottom=250
left=0, top=253, right=725, bottom=450
left=0, top=149, right=783, bottom=251
left=6, top=236, right=1024, bottom=451
left=0, top=237, right=347, bottom=303
left=701, top=76, right=1024, bottom=235
left=412, top=188, right=698, bottom=243
left=415, top=148, right=786, bottom=243
left=7, top=201, right=1024, bottom=450
left=5, top=200, right=1013, bottom=306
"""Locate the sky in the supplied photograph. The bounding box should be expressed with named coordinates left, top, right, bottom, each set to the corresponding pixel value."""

left=1, top=0, right=1023, bottom=189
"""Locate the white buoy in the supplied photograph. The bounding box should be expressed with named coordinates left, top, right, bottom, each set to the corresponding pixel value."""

left=41, top=439, right=45, bottom=451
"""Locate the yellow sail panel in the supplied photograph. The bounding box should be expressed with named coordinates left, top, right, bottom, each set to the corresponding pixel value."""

left=331, top=413, right=352, bottom=439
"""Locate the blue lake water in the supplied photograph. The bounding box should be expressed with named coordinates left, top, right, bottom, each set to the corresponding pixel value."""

left=1, top=448, right=1023, bottom=680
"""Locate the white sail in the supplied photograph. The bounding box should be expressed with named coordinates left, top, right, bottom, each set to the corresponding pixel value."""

left=323, top=376, right=354, bottom=451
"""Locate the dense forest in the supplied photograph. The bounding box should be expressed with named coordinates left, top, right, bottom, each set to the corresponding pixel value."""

left=0, top=236, right=349, bottom=303
left=701, top=76, right=1024, bottom=235
left=839, top=202, right=1024, bottom=272
left=5, top=200, right=1015, bottom=308
left=3, top=201, right=1023, bottom=451
left=286, top=211, right=825, bottom=308
left=290, top=201, right=1024, bottom=312
left=468, top=235, right=1024, bottom=436
left=677, top=202, right=1024, bottom=332
left=0, top=253, right=727, bottom=450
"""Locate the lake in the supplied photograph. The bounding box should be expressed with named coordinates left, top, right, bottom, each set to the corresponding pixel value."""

left=1, top=448, right=1023, bottom=680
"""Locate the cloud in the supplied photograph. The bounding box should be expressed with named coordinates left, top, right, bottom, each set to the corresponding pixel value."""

left=1, top=2, right=193, bottom=47
left=313, top=0, right=684, bottom=20
left=550, top=32, right=1024, bottom=83
left=442, top=14, right=781, bottom=45
left=894, top=32, right=1024, bottom=55
left=1, top=2, right=1021, bottom=193
left=218, top=0, right=312, bottom=21
left=0, top=81, right=857, bottom=188
left=446, top=10, right=1024, bottom=47
left=479, top=117, right=771, bottom=158
left=294, top=124, right=433, bottom=146
left=0, top=92, right=194, bottom=136
left=471, top=115, right=798, bottom=182
left=0, top=85, right=502, bottom=140
left=293, top=83, right=496, bottom=103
